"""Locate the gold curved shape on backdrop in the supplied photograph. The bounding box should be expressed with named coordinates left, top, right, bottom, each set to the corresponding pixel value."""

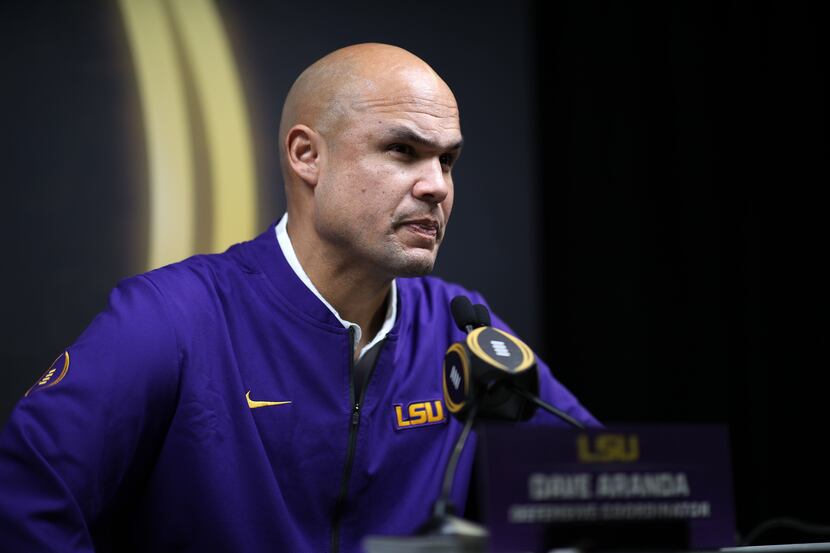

left=118, top=0, right=194, bottom=269
left=168, top=0, right=256, bottom=253
left=119, top=0, right=257, bottom=270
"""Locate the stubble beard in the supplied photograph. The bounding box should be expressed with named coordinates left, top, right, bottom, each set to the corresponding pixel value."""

left=376, top=238, right=439, bottom=278
left=317, top=215, right=442, bottom=278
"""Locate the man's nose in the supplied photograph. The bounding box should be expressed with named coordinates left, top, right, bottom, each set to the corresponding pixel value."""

left=412, top=157, right=450, bottom=204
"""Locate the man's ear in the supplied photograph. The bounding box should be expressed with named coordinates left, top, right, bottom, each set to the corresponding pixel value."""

left=285, top=124, right=323, bottom=186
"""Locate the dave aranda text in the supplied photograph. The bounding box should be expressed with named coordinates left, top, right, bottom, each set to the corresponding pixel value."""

left=528, top=472, right=691, bottom=500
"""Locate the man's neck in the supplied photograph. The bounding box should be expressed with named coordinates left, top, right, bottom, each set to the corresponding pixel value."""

left=286, top=216, right=392, bottom=353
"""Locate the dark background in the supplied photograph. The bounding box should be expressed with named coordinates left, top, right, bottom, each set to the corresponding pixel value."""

left=535, top=2, right=828, bottom=545
left=2, top=0, right=827, bottom=546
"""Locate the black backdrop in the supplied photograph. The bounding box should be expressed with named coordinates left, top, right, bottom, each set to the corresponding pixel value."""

left=535, top=1, right=828, bottom=543
left=2, top=0, right=828, bottom=545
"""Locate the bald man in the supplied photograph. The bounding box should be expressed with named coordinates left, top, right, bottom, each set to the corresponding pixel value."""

left=279, top=43, right=463, bottom=356
left=0, top=44, right=598, bottom=553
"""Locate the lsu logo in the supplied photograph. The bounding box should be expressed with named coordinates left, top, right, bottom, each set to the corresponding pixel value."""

left=25, top=351, right=70, bottom=397
left=394, top=400, right=446, bottom=430
left=577, top=433, right=640, bottom=463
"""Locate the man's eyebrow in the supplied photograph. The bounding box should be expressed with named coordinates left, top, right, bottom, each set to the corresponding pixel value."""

left=384, top=127, right=464, bottom=151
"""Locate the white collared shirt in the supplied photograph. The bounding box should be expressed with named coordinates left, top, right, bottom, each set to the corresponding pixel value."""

left=275, top=214, right=397, bottom=360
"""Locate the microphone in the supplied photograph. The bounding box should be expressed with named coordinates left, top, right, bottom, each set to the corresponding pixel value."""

left=450, top=295, right=477, bottom=333
left=443, top=296, right=585, bottom=428
left=421, top=296, right=584, bottom=541
left=365, top=297, right=586, bottom=553
left=443, top=296, right=538, bottom=422
left=473, top=304, right=490, bottom=327
left=450, top=296, right=491, bottom=331
left=413, top=296, right=493, bottom=543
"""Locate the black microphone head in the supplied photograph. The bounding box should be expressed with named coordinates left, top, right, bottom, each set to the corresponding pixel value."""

left=473, top=304, right=491, bottom=327
left=450, top=296, right=477, bottom=333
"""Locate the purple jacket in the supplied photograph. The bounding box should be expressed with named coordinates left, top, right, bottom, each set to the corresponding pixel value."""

left=0, top=225, right=599, bottom=552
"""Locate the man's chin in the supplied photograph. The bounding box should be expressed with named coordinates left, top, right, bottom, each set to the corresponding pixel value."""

left=388, top=250, right=437, bottom=277
left=394, top=263, right=434, bottom=278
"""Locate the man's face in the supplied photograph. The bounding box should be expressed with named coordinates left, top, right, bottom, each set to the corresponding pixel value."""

left=312, top=74, right=463, bottom=278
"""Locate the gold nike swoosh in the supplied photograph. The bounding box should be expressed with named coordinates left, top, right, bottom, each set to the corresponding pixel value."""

left=246, top=390, right=292, bottom=409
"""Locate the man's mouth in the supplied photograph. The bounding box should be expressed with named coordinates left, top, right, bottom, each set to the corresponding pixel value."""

left=398, top=218, right=441, bottom=241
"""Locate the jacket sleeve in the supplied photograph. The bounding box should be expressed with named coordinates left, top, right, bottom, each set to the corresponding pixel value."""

left=468, top=292, right=602, bottom=429
left=0, top=275, right=180, bottom=552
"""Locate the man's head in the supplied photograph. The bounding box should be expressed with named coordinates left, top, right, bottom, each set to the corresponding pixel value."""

left=279, top=43, right=463, bottom=280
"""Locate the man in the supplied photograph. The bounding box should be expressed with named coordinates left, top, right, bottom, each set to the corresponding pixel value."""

left=0, top=43, right=598, bottom=552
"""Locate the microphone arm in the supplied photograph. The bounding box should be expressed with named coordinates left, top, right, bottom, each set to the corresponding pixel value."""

left=504, top=382, right=585, bottom=429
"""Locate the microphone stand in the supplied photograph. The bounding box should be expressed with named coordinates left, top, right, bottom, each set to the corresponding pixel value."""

left=418, top=402, right=486, bottom=539
left=362, top=403, right=488, bottom=553
left=413, top=381, right=583, bottom=544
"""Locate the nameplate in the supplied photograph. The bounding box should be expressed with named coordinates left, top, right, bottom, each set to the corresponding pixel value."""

left=475, top=423, right=736, bottom=552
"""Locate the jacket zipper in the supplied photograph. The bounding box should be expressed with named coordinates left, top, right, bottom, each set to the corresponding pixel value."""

left=331, top=327, right=360, bottom=553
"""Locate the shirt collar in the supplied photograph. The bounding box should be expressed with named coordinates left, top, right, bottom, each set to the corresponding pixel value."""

left=275, top=213, right=397, bottom=359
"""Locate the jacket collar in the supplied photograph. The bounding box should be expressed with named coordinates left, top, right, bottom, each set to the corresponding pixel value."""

left=233, top=222, right=401, bottom=343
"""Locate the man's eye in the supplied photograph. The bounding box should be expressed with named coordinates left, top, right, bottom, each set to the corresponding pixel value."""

left=439, top=153, right=455, bottom=168
left=388, top=143, right=415, bottom=156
